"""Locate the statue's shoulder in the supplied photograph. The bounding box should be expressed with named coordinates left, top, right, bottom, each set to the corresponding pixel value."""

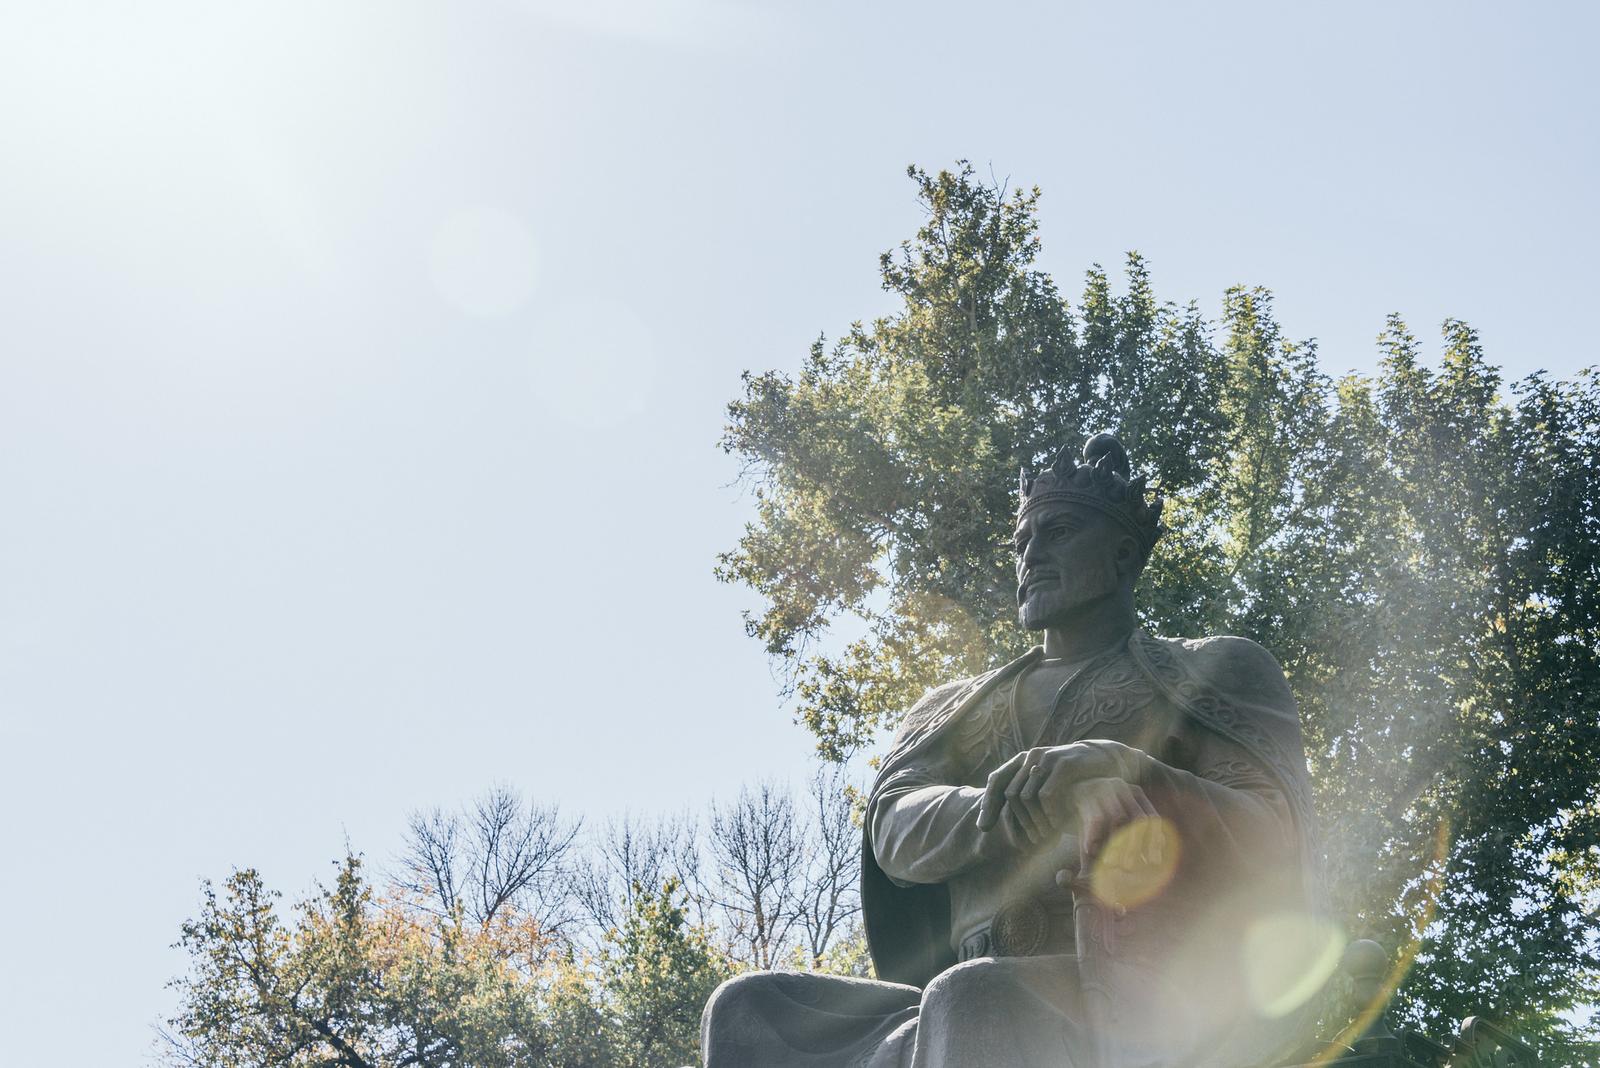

left=885, top=651, right=1037, bottom=755
left=889, top=674, right=987, bottom=747
left=1135, top=632, right=1295, bottom=708
left=1136, top=632, right=1316, bottom=830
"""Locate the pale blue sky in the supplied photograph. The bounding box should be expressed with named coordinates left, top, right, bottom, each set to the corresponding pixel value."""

left=1, top=1, right=1595, bottom=1062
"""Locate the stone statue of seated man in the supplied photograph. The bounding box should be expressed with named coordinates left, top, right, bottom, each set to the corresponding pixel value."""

left=700, top=433, right=1328, bottom=1068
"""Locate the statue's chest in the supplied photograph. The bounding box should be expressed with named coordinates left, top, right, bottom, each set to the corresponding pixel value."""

left=945, top=654, right=1191, bottom=786
left=972, top=656, right=1181, bottom=774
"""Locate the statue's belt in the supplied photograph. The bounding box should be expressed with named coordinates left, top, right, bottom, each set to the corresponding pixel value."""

left=959, top=899, right=1078, bottom=961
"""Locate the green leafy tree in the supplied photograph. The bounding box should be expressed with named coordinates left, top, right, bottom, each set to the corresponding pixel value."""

left=718, top=162, right=1600, bottom=1058
left=601, top=879, right=733, bottom=1068
left=166, top=855, right=583, bottom=1068
left=168, top=775, right=883, bottom=1068
left=535, top=956, right=616, bottom=1068
left=167, top=859, right=736, bottom=1068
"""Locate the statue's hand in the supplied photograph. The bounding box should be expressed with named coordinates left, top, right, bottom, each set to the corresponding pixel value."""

left=1049, top=777, right=1167, bottom=887
left=977, top=741, right=1152, bottom=850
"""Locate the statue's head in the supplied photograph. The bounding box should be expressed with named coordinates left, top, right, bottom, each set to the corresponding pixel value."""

left=1013, top=432, right=1165, bottom=631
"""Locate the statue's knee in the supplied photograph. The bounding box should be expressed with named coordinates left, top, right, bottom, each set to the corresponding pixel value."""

left=920, top=957, right=1001, bottom=1015
left=703, top=970, right=770, bottom=1021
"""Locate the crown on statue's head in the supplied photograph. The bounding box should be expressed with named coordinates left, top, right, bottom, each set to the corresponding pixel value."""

left=1017, top=432, right=1165, bottom=554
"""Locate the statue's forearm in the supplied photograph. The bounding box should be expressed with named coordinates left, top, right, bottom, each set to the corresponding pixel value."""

left=869, top=783, right=1027, bottom=885
left=869, top=741, right=1295, bottom=889
left=1124, top=749, right=1297, bottom=861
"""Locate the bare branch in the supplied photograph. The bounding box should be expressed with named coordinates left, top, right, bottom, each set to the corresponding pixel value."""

left=396, top=786, right=582, bottom=958
left=465, top=785, right=582, bottom=934
left=396, top=807, right=461, bottom=918
left=796, top=765, right=863, bottom=968
left=708, top=781, right=805, bottom=969
left=574, top=812, right=703, bottom=952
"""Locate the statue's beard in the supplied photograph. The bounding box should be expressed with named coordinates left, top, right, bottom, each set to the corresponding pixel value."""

left=1018, top=556, right=1121, bottom=631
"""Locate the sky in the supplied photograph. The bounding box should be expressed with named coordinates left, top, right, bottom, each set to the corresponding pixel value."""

left=1, top=1, right=1596, bottom=1062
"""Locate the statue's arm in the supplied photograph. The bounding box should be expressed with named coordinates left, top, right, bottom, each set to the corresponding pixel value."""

left=982, top=734, right=1296, bottom=875
left=865, top=677, right=1028, bottom=887
left=988, top=639, right=1304, bottom=868
left=1156, top=637, right=1304, bottom=859
left=1124, top=739, right=1297, bottom=863
left=1119, top=638, right=1303, bottom=866
left=868, top=775, right=1033, bottom=886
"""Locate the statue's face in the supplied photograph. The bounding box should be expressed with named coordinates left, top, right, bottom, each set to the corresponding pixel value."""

left=1013, top=502, right=1129, bottom=631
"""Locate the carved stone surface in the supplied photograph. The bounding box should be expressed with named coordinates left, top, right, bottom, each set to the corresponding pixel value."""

left=701, top=434, right=1326, bottom=1068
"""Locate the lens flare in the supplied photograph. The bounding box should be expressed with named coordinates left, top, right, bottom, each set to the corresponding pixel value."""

left=1242, top=912, right=1347, bottom=1019
left=1089, top=816, right=1180, bottom=911
left=1305, top=817, right=1454, bottom=1067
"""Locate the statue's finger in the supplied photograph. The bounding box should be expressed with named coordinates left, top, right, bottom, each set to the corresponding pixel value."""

left=977, top=754, right=1023, bottom=831
left=1007, top=779, right=1043, bottom=843
left=1123, top=784, right=1160, bottom=866
left=1034, top=772, right=1070, bottom=832
left=1019, top=764, right=1053, bottom=833
left=1108, top=782, right=1147, bottom=869
left=1129, top=784, right=1158, bottom=821
left=1103, top=783, right=1143, bottom=869
left=1079, top=790, right=1109, bottom=860
left=1003, top=751, right=1046, bottom=841
left=1006, top=802, right=1040, bottom=844
left=1018, top=757, right=1045, bottom=803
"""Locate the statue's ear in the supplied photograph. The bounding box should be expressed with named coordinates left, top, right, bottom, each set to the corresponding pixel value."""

left=1114, top=533, right=1140, bottom=580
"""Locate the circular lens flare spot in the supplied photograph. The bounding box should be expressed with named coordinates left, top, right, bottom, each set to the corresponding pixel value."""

left=1242, top=913, right=1346, bottom=1019
left=1089, top=816, right=1180, bottom=911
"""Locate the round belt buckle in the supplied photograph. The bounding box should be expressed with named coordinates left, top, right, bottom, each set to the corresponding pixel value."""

left=990, top=899, right=1049, bottom=956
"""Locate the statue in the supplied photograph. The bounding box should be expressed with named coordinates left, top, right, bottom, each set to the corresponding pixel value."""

left=701, top=433, right=1326, bottom=1068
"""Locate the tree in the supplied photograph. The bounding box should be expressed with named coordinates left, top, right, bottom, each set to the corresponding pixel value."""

left=166, top=779, right=866, bottom=1068
left=718, top=162, right=1600, bottom=1056
left=704, top=769, right=864, bottom=972
left=164, top=855, right=727, bottom=1068
left=793, top=766, right=864, bottom=971
left=707, top=782, right=804, bottom=969
left=163, top=855, right=552, bottom=1068
left=601, top=879, right=733, bottom=1068
left=398, top=785, right=581, bottom=956
left=574, top=813, right=705, bottom=952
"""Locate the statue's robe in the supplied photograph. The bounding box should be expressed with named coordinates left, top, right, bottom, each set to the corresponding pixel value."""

left=701, top=631, right=1324, bottom=1068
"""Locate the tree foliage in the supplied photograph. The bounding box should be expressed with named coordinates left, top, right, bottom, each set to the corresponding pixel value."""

left=166, top=780, right=868, bottom=1068
left=164, top=855, right=730, bottom=1068
left=718, top=162, right=1600, bottom=1056
left=601, top=880, right=729, bottom=1068
left=166, top=856, right=554, bottom=1068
